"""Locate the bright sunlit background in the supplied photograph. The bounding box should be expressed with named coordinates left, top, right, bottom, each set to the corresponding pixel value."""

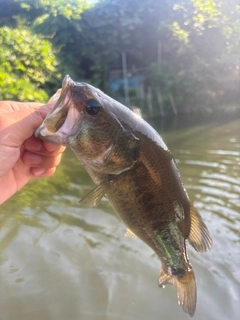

left=0, top=1, right=239, bottom=320
left=0, top=0, right=239, bottom=116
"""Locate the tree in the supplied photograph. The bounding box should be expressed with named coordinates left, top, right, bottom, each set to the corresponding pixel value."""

left=31, top=0, right=92, bottom=80
left=0, top=0, right=91, bottom=98
left=0, top=0, right=238, bottom=111
left=0, top=26, right=58, bottom=101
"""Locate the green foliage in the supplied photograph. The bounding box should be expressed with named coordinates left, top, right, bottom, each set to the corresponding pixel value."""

left=29, top=0, right=92, bottom=80
left=0, top=26, right=58, bottom=101
left=36, top=0, right=90, bottom=19
left=166, top=0, right=240, bottom=112
left=0, top=0, right=239, bottom=112
left=0, top=0, right=91, bottom=100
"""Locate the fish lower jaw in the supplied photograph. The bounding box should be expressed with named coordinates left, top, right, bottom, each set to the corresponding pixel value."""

left=35, top=125, right=53, bottom=137
left=35, top=125, right=69, bottom=145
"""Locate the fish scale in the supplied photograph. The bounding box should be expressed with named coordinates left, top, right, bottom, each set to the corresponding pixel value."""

left=35, top=75, right=212, bottom=317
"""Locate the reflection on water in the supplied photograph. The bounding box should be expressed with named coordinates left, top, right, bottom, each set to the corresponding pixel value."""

left=0, top=114, right=239, bottom=320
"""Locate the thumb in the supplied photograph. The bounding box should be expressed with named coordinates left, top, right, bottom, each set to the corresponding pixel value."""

left=0, top=102, right=55, bottom=147
left=28, top=102, right=56, bottom=132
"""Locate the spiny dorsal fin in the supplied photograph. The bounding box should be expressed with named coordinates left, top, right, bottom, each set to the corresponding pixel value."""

left=78, top=183, right=109, bottom=207
left=188, top=204, right=212, bottom=252
left=125, top=228, right=137, bottom=238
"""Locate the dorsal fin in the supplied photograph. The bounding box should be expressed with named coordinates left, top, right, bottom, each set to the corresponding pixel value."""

left=125, top=228, right=137, bottom=238
left=188, top=204, right=212, bottom=252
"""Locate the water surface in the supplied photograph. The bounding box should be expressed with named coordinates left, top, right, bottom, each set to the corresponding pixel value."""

left=0, top=113, right=239, bottom=320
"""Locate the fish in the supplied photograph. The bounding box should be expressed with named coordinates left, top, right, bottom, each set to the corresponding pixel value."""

left=35, top=75, right=212, bottom=317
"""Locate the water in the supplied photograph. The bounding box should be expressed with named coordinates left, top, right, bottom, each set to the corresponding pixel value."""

left=0, top=113, right=239, bottom=320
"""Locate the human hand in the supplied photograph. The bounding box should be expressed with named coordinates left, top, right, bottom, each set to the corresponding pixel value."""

left=0, top=101, right=65, bottom=204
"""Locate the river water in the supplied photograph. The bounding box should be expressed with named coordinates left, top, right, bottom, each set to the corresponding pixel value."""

left=0, top=113, right=239, bottom=320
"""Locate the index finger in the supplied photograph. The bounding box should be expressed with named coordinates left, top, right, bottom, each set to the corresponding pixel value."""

left=24, top=136, right=66, bottom=156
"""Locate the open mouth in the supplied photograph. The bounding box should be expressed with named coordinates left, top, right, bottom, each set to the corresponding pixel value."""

left=35, top=75, right=82, bottom=145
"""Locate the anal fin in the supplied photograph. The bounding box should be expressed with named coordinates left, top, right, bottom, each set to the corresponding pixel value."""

left=188, top=204, right=212, bottom=252
left=158, top=269, right=172, bottom=288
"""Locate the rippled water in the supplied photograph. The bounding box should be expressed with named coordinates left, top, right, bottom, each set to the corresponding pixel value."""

left=0, top=113, right=239, bottom=320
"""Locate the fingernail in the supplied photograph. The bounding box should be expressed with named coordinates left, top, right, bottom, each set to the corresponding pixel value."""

left=33, top=168, right=46, bottom=176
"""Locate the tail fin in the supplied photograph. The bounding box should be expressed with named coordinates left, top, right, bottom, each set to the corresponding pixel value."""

left=159, top=269, right=196, bottom=317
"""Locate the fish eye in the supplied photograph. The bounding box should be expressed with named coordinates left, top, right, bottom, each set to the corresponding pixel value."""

left=85, top=99, right=102, bottom=116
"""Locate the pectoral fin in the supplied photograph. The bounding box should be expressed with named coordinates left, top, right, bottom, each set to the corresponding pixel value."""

left=125, top=228, right=137, bottom=238
left=78, top=183, right=109, bottom=207
left=188, top=204, right=212, bottom=252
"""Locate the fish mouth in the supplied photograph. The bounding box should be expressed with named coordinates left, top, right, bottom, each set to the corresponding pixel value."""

left=62, top=74, right=74, bottom=91
left=35, top=75, right=82, bottom=146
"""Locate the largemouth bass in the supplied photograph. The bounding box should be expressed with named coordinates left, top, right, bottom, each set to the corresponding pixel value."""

left=35, top=75, right=212, bottom=317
